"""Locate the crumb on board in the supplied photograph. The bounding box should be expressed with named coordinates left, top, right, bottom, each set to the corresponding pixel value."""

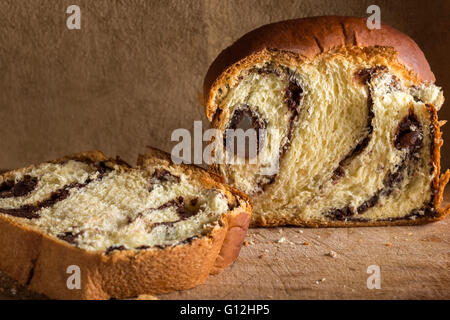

left=258, top=254, right=264, bottom=259
left=326, top=250, right=337, bottom=258
left=303, top=241, right=310, bottom=246
left=315, top=278, right=326, bottom=284
left=277, top=237, right=287, bottom=244
left=243, top=240, right=249, bottom=246
left=385, top=243, right=393, bottom=247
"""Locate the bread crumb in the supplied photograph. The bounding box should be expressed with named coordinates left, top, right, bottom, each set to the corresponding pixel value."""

left=315, top=278, right=326, bottom=284
left=303, top=241, right=310, bottom=246
left=326, top=250, right=337, bottom=258
left=297, top=230, right=304, bottom=234
left=277, top=237, right=287, bottom=244
left=385, top=243, right=393, bottom=247
left=258, top=254, right=264, bottom=259
left=407, top=232, right=413, bottom=236
left=243, top=239, right=255, bottom=247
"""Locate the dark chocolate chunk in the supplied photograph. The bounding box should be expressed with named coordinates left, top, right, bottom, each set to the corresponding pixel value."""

left=356, top=194, right=379, bottom=214
left=280, top=79, right=304, bottom=157
left=57, top=231, right=82, bottom=245
left=394, top=111, right=423, bottom=153
left=251, top=65, right=281, bottom=77
left=189, top=198, right=198, bottom=207
left=224, top=104, right=267, bottom=156
left=158, top=196, right=197, bottom=220
left=0, top=165, right=110, bottom=219
left=284, top=80, right=304, bottom=112
left=327, top=206, right=354, bottom=221
left=177, top=206, right=196, bottom=220
left=332, top=167, right=345, bottom=181
left=181, top=236, right=198, bottom=245
left=0, top=175, right=38, bottom=199
left=133, top=196, right=201, bottom=230
left=0, top=180, right=16, bottom=198
left=105, top=245, right=127, bottom=255
left=136, top=245, right=150, bottom=250
left=0, top=205, right=41, bottom=219
left=355, top=66, right=388, bottom=84
left=148, top=169, right=180, bottom=192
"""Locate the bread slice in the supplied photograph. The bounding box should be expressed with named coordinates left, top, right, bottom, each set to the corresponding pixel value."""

left=203, top=16, right=449, bottom=227
left=0, top=148, right=251, bottom=299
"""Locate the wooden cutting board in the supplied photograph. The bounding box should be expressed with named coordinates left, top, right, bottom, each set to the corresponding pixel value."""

left=1, top=191, right=449, bottom=300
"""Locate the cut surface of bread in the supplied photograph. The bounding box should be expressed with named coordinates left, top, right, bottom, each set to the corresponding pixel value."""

left=0, top=149, right=251, bottom=299
left=204, top=16, right=449, bottom=227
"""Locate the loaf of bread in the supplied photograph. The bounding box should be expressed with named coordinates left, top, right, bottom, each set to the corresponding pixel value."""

left=203, top=16, right=449, bottom=227
left=0, top=148, right=251, bottom=299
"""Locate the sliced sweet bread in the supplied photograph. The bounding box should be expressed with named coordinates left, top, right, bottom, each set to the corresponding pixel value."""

left=203, top=16, right=449, bottom=226
left=0, top=149, right=251, bottom=299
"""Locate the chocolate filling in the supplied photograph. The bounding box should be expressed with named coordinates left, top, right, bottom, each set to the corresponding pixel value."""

left=105, top=245, right=127, bottom=255
left=224, top=104, right=267, bottom=156
left=135, top=245, right=150, bottom=250
left=148, top=169, right=180, bottom=192
left=327, top=108, right=424, bottom=221
left=394, top=110, right=423, bottom=153
left=332, top=67, right=387, bottom=181
left=138, top=235, right=199, bottom=251
left=0, top=175, right=38, bottom=199
left=0, top=183, right=82, bottom=219
left=127, top=196, right=200, bottom=227
left=157, top=196, right=200, bottom=221
left=281, top=80, right=304, bottom=156
left=57, top=231, right=83, bottom=245
left=255, top=77, right=305, bottom=191
left=219, top=67, right=306, bottom=192
left=284, top=80, right=304, bottom=112
left=0, top=161, right=112, bottom=219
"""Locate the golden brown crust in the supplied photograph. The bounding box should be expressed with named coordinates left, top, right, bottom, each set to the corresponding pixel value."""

left=204, top=16, right=435, bottom=106
left=430, top=104, right=450, bottom=216
left=0, top=149, right=252, bottom=299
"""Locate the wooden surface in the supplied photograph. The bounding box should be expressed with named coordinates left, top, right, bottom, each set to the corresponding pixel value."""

left=1, top=191, right=449, bottom=300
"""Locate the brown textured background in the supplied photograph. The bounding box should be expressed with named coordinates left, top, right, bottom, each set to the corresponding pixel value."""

left=0, top=0, right=449, bottom=170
